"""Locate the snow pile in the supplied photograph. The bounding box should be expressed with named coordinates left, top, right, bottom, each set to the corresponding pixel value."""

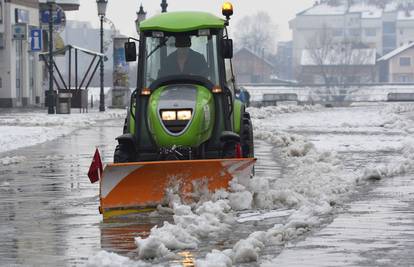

left=247, top=105, right=320, bottom=120
left=255, top=130, right=314, bottom=157
left=196, top=250, right=233, bottom=267
left=0, top=109, right=126, bottom=154
left=360, top=141, right=414, bottom=181
left=0, top=156, right=26, bottom=166
left=87, top=251, right=151, bottom=267
left=135, top=201, right=232, bottom=259
left=0, top=110, right=125, bottom=128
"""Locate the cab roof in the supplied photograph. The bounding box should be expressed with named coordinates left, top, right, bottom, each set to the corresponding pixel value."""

left=139, top=11, right=226, bottom=33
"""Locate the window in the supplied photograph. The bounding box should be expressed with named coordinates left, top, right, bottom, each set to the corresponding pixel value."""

left=400, top=57, right=411, bottom=66
left=400, top=75, right=409, bottom=83
left=383, top=22, right=396, bottom=34
left=144, top=34, right=220, bottom=87
left=365, top=28, right=376, bottom=37
left=383, top=35, right=396, bottom=48
left=333, top=29, right=343, bottom=37
left=0, top=33, right=3, bottom=49
left=348, top=28, right=360, bottom=37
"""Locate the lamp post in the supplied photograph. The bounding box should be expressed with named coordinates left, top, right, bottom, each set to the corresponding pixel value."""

left=47, top=0, right=55, bottom=114
left=135, top=4, right=147, bottom=34
left=97, top=0, right=108, bottom=112
left=161, top=0, right=167, bottom=13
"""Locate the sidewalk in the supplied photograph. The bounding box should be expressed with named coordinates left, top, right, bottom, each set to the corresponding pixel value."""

left=0, top=108, right=126, bottom=155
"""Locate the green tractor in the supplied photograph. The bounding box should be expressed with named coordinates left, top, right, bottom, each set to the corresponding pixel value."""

left=99, top=3, right=256, bottom=218
left=116, top=7, right=254, bottom=163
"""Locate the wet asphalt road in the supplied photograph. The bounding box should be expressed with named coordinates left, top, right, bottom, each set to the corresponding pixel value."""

left=1, top=104, right=414, bottom=266
left=0, top=117, right=282, bottom=266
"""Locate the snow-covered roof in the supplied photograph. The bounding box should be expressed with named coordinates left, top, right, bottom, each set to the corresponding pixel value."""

left=301, top=48, right=377, bottom=66
left=398, top=10, right=414, bottom=20
left=299, top=1, right=403, bottom=18
left=378, top=42, right=414, bottom=61
left=301, top=3, right=347, bottom=16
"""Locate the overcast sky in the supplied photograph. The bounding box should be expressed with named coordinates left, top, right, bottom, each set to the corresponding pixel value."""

left=66, top=1, right=314, bottom=41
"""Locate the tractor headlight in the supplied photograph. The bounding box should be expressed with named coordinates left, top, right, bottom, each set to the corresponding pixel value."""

left=161, top=110, right=176, bottom=121
left=177, top=110, right=192, bottom=121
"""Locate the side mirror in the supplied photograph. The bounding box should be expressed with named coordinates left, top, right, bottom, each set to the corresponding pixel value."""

left=125, top=42, right=137, bottom=62
left=222, top=39, right=233, bottom=59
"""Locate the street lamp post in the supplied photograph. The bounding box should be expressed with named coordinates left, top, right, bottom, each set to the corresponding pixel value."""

left=47, top=0, right=55, bottom=114
left=97, top=0, right=108, bottom=112
left=161, top=0, right=167, bottom=13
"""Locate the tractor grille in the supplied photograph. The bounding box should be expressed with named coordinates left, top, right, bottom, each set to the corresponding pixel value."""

left=162, top=120, right=190, bottom=133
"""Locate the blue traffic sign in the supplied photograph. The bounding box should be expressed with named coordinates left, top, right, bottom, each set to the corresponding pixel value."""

left=40, top=9, right=63, bottom=25
left=30, top=29, right=42, bottom=52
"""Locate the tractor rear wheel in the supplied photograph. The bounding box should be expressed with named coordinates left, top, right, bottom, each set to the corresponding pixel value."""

left=241, top=113, right=254, bottom=158
left=114, top=143, right=136, bottom=163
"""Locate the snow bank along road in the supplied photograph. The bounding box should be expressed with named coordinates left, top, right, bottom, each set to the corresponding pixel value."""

left=0, top=109, right=126, bottom=156
left=1, top=103, right=414, bottom=266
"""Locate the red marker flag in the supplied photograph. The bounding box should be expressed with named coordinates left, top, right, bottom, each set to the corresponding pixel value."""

left=88, top=148, right=103, bottom=184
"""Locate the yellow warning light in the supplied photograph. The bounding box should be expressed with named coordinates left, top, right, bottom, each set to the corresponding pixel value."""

left=222, top=2, right=233, bottom=18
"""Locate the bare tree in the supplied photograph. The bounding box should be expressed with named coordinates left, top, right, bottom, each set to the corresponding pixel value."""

left=234, top=12, right=278, bottom=57
left=304, top=25, right=335, bottom=86
left=303, top=25, right=376, bottom=101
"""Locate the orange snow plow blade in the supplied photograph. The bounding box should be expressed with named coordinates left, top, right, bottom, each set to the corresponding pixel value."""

left=99, top=158, right=256, bottom=219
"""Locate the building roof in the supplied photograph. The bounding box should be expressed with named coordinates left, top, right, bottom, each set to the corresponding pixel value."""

left=378, top=42, right=414, bottom=61
left=234, top=47, right=275, bottom=68
left=139, top=11, right=225, bottom=32
left=301, top=48, right=377, bottom=66
left=298, top=0, right=403, bottom=18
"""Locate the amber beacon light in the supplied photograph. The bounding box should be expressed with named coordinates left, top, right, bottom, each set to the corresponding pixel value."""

left=222, top=2, right=233, bottom=20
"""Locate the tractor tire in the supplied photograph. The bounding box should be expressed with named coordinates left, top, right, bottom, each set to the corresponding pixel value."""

left=114, top=143, right=136, bottom=163
left=122, top=118, right=128, bottom=134
left=241, top=113, right=254, bottom=158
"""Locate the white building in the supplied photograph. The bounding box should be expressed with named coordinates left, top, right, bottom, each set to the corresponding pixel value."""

left=0, top=0, right=42, bottom=107
left=0, top=0, right=79, bottom=108
left=290, top=0, right=414, bottom=81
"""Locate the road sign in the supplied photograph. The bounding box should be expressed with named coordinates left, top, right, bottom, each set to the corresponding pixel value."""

left=40, top=6, right=66, bottom=32
left=40, top=8, right=64, bottom=25
left=12, top=24, right=27, bottom=40
left=30, top=29, right=42, bottom=52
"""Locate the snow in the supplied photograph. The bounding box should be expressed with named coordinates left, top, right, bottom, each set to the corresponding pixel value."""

left=302, top=1, right=398, bottom=16
left=378, top=42, right=414, bottom=61
left=0, top=109, right=126, bottom=154
left=87, top=251, right=152, bottom=267
left=398, top=10, right=414, bottom=20
left=302, top=3, right=347, bottom=16
left=0, top=156, right=26, bottom=166
left=87, top=101, right=414, bottom=265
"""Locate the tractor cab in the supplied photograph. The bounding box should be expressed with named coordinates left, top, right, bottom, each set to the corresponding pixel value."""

left=119, top=8, right=250, bottom=162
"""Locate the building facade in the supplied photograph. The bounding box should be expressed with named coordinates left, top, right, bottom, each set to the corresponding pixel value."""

left=0, top=0, right=80, bottom=108
left=0, top=0, right=43, bottom=107
left=378, top=42, right=414, bottom=83
left=233, top=48, right=274, bottom=84
left=289, top=0, right=414, bottom=81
